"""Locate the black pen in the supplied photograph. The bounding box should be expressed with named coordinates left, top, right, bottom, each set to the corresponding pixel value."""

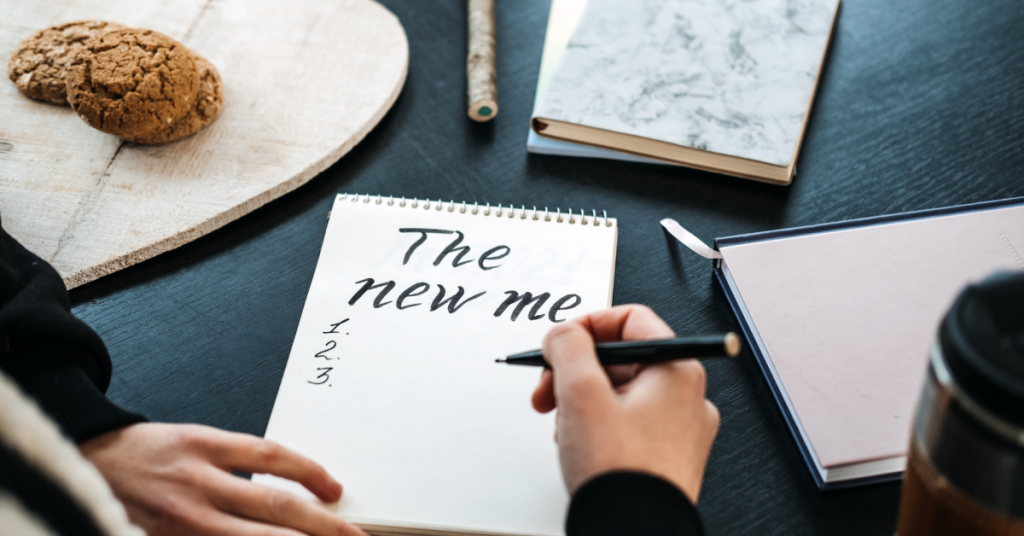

left=495, top=333, right=741, bottom=367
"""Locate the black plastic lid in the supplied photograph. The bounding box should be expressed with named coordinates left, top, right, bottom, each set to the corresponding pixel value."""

left=940, top=271, right=1024, bottom=428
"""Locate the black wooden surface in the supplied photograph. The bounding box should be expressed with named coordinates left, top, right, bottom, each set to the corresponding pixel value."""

left=68, top=1, right=1024, bottom=534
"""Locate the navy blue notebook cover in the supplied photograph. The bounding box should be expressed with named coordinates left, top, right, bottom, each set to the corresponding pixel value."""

left=707, top=197, right=1024, bottom=490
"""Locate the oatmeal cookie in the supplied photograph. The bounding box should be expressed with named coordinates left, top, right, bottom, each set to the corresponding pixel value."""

left=7, top=20, right=125, bottom=104
left=66, top=28, right=199, bottom=139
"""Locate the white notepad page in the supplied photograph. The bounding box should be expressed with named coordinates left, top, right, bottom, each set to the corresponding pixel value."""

left=256, top=195, right=618, bottom=536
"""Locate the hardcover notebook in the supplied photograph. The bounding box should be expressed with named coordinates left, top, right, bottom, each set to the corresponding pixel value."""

left=532, top=0, right=842, bottom=185
left=256, top=194, right=618, bottom=535
left=664, top=198, right=1024, bottom=488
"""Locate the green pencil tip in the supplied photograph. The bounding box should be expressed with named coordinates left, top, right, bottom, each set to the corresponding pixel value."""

left=478, top=106, right=492, bottom=117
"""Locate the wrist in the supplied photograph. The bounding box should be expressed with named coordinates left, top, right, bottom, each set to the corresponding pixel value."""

left=79, top=422, right=145, bottom=459
left=567, top=454, right=699, bottom=501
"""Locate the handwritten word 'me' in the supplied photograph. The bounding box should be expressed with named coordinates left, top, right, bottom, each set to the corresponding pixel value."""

left=399, top=228, right=510, bottom=270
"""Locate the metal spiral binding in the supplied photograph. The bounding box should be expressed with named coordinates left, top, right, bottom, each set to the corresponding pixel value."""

left=338, top=194, right=614, bottom=227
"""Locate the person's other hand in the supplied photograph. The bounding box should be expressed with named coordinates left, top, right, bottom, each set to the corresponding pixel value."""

left=531, top=304, right=720, bottom=502
left=80, top=423, right=364, bottom=536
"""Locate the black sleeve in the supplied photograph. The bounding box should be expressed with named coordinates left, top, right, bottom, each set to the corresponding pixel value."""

left=0, top=221, right=145, bottom=444
left=567, top=472, right=706, bottom=536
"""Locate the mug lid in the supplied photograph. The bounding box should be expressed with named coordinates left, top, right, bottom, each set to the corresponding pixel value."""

left=940, top=271, right=1024, bottom=428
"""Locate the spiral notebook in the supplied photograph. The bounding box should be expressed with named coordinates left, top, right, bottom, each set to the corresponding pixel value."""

left=255, top=194, right=618, bottom=536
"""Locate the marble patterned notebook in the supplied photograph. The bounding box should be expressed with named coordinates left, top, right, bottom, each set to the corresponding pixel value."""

left=532, top=0, right=841, bottom=185
left=527, top=0, right=665, bottom=165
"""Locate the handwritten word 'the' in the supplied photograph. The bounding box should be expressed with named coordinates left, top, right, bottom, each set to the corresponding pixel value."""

left=399, top=228, right=510, bottom=270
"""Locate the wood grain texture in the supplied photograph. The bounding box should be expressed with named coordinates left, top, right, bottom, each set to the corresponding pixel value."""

left=64, top=0, right=1024, bottom=535
left=0, top=0, right=408, bottom=288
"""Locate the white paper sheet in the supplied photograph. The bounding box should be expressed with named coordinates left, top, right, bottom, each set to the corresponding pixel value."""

left=255, top=195, right=618, bottom=536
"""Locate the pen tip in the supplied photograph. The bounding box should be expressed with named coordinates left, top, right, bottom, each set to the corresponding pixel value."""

left=725, top=333, right=742, bottom=357
left=495, top=358, right=505, bottom=363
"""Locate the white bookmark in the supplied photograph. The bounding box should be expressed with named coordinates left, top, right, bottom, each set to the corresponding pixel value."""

left=660, top=218, right=723, bottom=260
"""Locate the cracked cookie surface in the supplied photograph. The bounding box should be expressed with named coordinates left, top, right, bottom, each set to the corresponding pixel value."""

left=66, top=28, right=199, bottom=140
left=135, top=53, right=223, bottom=145
left=7, top=20, right=125, bottom=104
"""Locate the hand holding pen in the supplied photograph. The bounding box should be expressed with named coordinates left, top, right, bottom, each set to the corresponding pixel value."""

left=527, top=305, right=723, bottom=502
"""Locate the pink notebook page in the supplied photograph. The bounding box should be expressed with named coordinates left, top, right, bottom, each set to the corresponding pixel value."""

left=721, top=205, right=1024, bottom=468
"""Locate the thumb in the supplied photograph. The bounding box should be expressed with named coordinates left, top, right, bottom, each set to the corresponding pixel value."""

left=542, top=322, right=615, bottom=410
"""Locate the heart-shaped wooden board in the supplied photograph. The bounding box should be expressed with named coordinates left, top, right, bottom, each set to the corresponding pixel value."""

left=0, top=0, right=408, bottom=288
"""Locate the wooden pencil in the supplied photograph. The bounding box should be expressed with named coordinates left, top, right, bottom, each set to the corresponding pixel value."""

left=467, top=0, right=498, bottom=122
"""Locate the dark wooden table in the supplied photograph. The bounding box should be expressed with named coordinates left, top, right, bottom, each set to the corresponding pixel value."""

left=69, top=1, right=1024, bottom=534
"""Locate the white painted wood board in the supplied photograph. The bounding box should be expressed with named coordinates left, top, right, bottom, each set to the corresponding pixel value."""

left=0, top=0, right=408, bottom=288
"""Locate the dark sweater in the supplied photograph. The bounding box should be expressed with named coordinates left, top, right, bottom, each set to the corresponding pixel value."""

left=0, top=222, right=145, bottom=444
left=0, top=220, right=704, bottom=535
left=570, top=472, right=706, bottom=535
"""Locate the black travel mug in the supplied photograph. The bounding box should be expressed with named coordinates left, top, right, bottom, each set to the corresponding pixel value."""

left=897, top=271, right=1024, bottom=535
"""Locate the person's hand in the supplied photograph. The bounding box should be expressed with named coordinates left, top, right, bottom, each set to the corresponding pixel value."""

left=531, top=305, right=720, bottom=502
left=80, top=422, right=365, bottom=536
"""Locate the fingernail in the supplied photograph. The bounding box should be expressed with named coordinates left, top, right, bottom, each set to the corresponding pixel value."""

left=330, top=478, right=343, bottom=499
